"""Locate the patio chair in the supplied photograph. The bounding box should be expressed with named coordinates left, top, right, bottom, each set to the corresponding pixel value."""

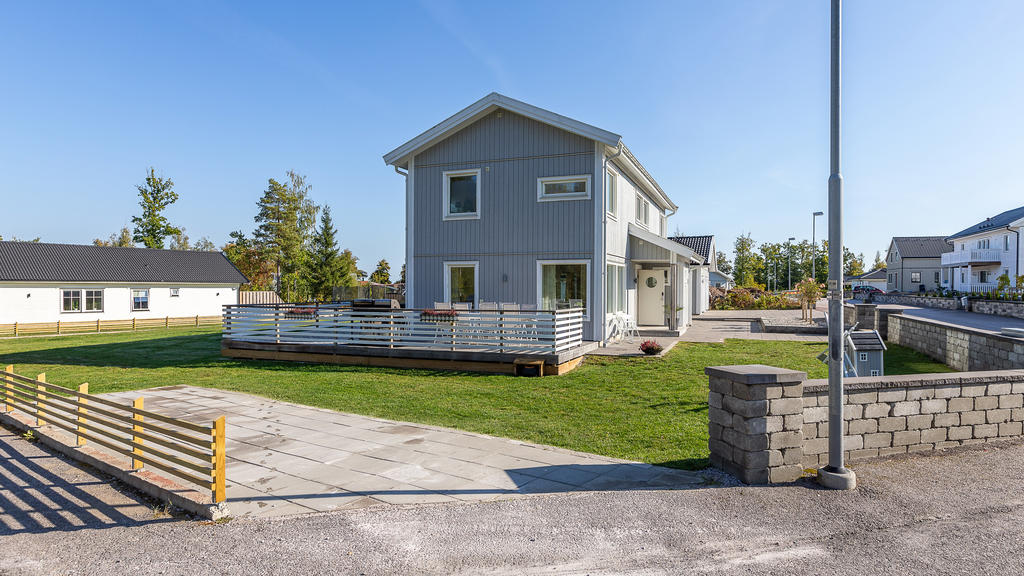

left=499, top=303, right=520, bottom=311
left=434, top=302, right=451, bottom=309
left=623, top=314, right=640, bottom=342
left=569, top=299, right=584, bottom=309
left=478, top=301, right=498, bottom=310
left=452, top=303, right=471, bottom=310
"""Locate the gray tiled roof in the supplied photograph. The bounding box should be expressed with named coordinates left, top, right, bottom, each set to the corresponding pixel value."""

left=0, top=241, right=248, bottom=284
left=848, top=331, right=885, bottom=351
left=947, top=205, right=1024, bottom=241
left=891, top=236, right=952, bottom=259
left=847, top=268, right=886, bottom=282
left=670, top=235, right=714, bottom=262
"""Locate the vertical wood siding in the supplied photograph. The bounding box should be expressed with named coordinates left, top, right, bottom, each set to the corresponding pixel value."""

left=411, top=110, right=596, bottom=335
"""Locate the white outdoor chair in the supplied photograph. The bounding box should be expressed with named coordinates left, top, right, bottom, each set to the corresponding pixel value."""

left=452, top=303, right=471, bottom=310
left=478, top=301, right=498, bottom=310
left=623, top=314, right=639, bottom=342
left=433, top=302, right=451, bottom=309
left=520, top=304, right=537, bottom=311
left=569, top=299, right=584, bottom=309
left=500, top=303, right=520, bottom=311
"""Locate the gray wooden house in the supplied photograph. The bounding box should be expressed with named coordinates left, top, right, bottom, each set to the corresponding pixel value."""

left=383, top=93, right=705, bottom=343
left=846, top=330, right=886, bottom=377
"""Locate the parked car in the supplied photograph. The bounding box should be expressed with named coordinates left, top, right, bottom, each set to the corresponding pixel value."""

left=853, top=286, right=884, bottom=296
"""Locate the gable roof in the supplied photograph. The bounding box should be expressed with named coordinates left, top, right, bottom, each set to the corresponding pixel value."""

left=848, top=268, right=886, bottom=282
left=383, top=92, right=677, bottom=212
left=890, top=236, right=952, bottom=259
left=848, top=330, right=886, bottom=352
left=0, top=242, right=248, bottom=284
left=947, top=205, right=1024, bottom=241
left=669, top=235, right=714, bottom=263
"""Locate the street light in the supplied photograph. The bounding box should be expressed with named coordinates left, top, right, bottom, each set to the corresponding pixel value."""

left=812, top=211, right=824, bottom=281
left=787, top=237, right=796, bottom=290
left=819, top=0, right=856, bottom=490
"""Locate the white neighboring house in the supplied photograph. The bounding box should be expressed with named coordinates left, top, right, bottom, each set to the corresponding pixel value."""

left=0, top=242, right=247, bottom=324
left=670, top=235, right=717, bottom=314
left=847, top=268, right=886, bottom=292
left=941, top=205, right=1024, bottom=293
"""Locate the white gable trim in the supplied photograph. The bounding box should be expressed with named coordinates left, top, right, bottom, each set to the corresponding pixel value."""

left=383, top=92, right=622, bottom=168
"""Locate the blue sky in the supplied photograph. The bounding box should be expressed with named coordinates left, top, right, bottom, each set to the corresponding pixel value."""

left=2, top=1, right=1022, bottom=270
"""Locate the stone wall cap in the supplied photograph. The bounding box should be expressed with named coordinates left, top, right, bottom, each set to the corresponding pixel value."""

left=803, top=369, right=1024, bottom=393
left=705, top=364, right=807, bottom=384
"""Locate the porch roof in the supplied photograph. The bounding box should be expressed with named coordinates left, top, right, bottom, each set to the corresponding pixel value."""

left=627, top=224, right=704, bottom=265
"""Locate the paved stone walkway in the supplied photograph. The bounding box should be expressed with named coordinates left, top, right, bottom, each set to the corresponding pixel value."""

left=100, top=387, right=706, bottom=518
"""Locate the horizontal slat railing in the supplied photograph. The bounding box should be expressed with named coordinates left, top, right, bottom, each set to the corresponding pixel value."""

left=223, top=304, right=585, bottom=355
left=0, top=366, right=226, bottom=503
left=0, top=315, right=221, bottom=338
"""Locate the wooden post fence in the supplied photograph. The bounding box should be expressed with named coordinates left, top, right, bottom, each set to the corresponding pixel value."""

left=0, top=365, right=228, bottom=504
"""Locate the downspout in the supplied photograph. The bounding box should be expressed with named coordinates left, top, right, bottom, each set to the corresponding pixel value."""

left=1009, top=225, right=1021, bottom=284
left=394, top=165, right=409, bottom=305
left=600, top=142, right=624, bottom=342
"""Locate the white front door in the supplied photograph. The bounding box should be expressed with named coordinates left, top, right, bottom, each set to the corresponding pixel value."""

left=637, top=269, right=665, bottom=326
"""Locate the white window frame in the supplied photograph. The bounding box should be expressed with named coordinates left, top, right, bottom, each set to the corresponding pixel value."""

left=60, top=289, right=82, bottom=313
left=131, top=288, right=150, bottom=312
left=443, top=261, right=479, bottom=309
left=870, top=370, right=880, bottom=377
left=858, top=352, right=868, bottom=362
left=1005, top=235, right=1010, bottom=251
left=606, top=170, right=617, bottom=218
left=537, top=259, right=591, bottom=321
left=170, top=287, right=181, bottom=297
left=605, top=262, right=626, bottom=314
left=537, top=174, right=591, bottom=202
left=84, top=289, right=104, bottom=312
left=442, top=169, right=481, bottom=221
left=635, top=193, right=651, bottom=228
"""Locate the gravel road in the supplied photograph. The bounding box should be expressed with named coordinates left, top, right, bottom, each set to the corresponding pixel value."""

left=2, top=428, right=1022, bottom=575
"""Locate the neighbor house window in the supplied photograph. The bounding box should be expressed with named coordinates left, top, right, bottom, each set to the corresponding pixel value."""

left=934, top=271, right=940, bottom=284
left=605, top=263, right=626, bottom=314
left=911, top=272, right=921, bottom=283
left=537, top=175, right=590, bottom=201
left=170, top=288, right=181, bottom=297
left=635, top=194, right=651, bottom=227
left=443, top=169, right=481, bottom=220
left=132, top=289, right=150, bottom=311
left=859, top=352, right=868, bottom=362
left=961, top=270, right=966, bottom=283
left=539, top=261, right=588, bottom=316
left=1005, top=235, right=1011, bottom=251
left=977, top=238, right=990, bottom=249
left=84, top=289, right=103, bottom=312
left=61, top=289, right=81, bottom=312
left=606, top=171, right=617, bottom=216
left=979, top=271, right=989, bottom=283
left=870, top=370, right=880, bottom=377
left=444, top=262, right=477, bottom=308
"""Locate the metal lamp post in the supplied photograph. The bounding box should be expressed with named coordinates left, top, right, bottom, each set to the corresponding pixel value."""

left=819, top=0, right=856, bottom=490
left=787, top=237, right=796, bottom=290
left=812, top=211, right=824, bottom=281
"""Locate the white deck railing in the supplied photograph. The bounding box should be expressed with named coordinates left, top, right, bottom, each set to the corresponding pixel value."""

left=941, top=249, right=1004, bottom=266
left=222, top=304, right=585, bottom=354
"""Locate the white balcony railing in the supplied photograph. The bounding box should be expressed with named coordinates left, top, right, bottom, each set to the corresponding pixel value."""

left=941, top=249, right=1004, bottom=267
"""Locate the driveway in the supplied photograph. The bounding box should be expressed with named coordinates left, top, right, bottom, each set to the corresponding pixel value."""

left=100, top=386, right=705, bottom=518
left=1, top=430, right=1021, bottom=575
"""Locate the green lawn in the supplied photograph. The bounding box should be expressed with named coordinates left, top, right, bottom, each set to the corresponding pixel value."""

left=0, top=328, right=952, bottom=470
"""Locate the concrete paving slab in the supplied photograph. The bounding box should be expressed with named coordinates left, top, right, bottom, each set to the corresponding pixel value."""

left=96, top=386, right=708, bottom=519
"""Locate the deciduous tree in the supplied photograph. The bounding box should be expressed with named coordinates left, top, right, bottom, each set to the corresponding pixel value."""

left=131, top=168, right=181, bottom=249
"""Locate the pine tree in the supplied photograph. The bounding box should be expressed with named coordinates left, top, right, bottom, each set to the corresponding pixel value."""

left=131, top=168, right=181, bottom=249
left=306, top=207, right=347, bottom=301
left=370, top=259, right=391, bottom=284
left=253, top=171, right=318, bottom=300
left=871, top=250, right=885, bottom=271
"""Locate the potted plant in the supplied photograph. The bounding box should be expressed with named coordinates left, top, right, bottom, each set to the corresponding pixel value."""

left=420, top=309, right=458, bottom=323
left=639, top=339, right=663, bottom=356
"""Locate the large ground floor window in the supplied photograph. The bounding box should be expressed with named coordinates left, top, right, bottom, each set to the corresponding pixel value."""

left=538, top=260, right=588, bottom=315
left=444, top=262, right=477, bottom=308
left=605, top=264, right=625, bottom=314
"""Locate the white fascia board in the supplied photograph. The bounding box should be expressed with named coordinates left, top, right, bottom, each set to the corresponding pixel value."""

left=383, top=92, right=622, bottom=167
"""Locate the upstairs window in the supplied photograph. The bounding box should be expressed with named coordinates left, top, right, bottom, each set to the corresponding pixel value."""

left=132, top=288, right=150, bottom=311
left=635, top=194, right=651, bottom=227
left=1005, top=235, right=1011, bottom=251
left=606, top=171, right=617, bottom=216
left=443, top=169, right=480, bottom=220
left=537, top=175, right=590, bottom=201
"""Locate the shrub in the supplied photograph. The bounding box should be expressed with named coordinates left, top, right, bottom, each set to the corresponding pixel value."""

left=639, top=340, right=663, bottom=355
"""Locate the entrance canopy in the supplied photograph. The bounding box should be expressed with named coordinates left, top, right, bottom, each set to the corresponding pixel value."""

left=627, top=224, right=705, bottom=264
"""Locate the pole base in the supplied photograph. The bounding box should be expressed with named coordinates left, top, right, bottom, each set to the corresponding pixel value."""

left=817, top=465, right=857, bottom=490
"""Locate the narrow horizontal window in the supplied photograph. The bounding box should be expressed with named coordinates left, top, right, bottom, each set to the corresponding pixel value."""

left=537, top=175, right=590, bottom=201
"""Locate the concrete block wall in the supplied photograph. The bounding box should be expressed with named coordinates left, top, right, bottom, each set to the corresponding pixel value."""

left=706, top=365, right=1024, bottom=484
left=889, top=314, right=1024, bottom=371
left=802, top=372, right=1024, bottom=468
left=972, top=299, right=1024, bottom=320
left=705, top=365, right=807, bottom=484
left=873, top=294, right=960, bottom=310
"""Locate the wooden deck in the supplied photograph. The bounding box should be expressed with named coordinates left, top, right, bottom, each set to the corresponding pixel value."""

left=221, top=339, right=598, bottom=375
